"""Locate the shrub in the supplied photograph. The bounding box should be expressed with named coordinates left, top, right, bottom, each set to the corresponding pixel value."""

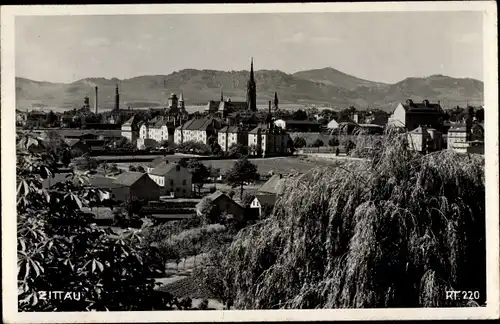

left=16, top=132, right=187, bottom=311
left=293, top=137, right=307, bottom=148
left=220, top=131, right=486, bottom=309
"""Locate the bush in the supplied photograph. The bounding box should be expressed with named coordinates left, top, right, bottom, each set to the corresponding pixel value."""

left=16, top=132, right=187, bottom=311
left=293, top=137, right=307, bottom=148
left=220, top=131, right=486, bottom=309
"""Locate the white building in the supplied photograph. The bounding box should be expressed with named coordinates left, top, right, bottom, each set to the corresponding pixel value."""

left=174, top=117, right=219, bottom=146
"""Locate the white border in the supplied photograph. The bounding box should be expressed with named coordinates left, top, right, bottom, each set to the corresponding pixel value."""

left=2, top=2, right=499, bottom=322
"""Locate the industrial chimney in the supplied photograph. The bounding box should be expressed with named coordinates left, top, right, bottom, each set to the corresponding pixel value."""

left=94, top=86, right=99, bottom=114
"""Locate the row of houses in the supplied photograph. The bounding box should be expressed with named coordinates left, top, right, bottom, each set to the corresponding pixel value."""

left=124, top=112, right=293, bottom=157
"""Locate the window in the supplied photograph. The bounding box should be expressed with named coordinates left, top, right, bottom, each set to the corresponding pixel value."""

left=170, top=179, right=174, bottom=186
left=182, top=179, right=187, bottom=185
left=183, top=189, right=186, bottom=193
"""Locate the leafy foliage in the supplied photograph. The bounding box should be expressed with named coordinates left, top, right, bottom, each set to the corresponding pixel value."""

left=224, top=157, right=259, bottom=199
left=186, top=159, right=210, bottom=196
left=293, top=137, right=307, bottom=149
left=16, top=132, right=189, bottom=311
left=221, top=130, right=486, bottom=309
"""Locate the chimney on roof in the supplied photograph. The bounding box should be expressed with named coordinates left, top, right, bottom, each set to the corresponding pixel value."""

left=406, top=99, right=414, bottom=106
left=423, top=100, right=430, bottom=107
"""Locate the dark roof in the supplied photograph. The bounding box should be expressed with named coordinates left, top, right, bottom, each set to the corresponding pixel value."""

left=401, top=100, right=444, bottom=114
left=65, top=139, right=82, bottom=147
left=258, top=174, right=286, bottom=194
left=220, top=101, right=248, bottom=111
left=113, top=171, right=146, bottom=186
left=254, top=194, right=277, bottom=206
left=219, top=126, right=247, bottom=133
left=249, top=123, right=284, bottom=134
left=179, top=117, right=217, bottom=131
left=89, top=175, right=124, bottom=189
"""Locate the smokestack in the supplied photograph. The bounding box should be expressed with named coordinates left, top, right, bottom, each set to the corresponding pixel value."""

left=94, top=86, right=99, bottom=114
left=268, top=100, right=272, bottom=113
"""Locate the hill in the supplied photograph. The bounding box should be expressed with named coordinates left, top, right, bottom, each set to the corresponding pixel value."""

left=16, top=69, right=483, bottom=113
left=292, top=67, right=388, bottom=90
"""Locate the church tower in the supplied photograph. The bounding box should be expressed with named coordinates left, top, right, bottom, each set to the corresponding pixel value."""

left=273, top=92, right=279, bottom=110
left=246, top=57, right=257, bottom=111
left=179, top=92, right=185, bottom=111
left=114, top=84, right=120, bottom=111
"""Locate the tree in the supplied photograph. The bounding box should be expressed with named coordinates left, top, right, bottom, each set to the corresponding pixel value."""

left=293, top=137, right=307, bottom=149
left=197, top=197, right=220, bottom=225
left=240, top=191, right=255, bottom=208
left=311, top=139, right=324, bottom=148
left=328, top=137, right=340, bottom=147
left=186, top=159, right=210, bottom=196
left=475, top=108, right=485, bottom=122
left=129, top=165, right=137, bottom=172
left=292, top=109, right=308, bottom=121
left=137, top=166, right=146, bottom=173
left=227, top=143, right=249, bottom=158
left=16, top=132, right=187, bottom=311
left=224, top=157, right=259, bottom=199
left=44, top=110, right=58, bottom=127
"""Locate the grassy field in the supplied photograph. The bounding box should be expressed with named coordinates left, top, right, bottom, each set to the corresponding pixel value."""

left=119, top=155, right=336, bottom=176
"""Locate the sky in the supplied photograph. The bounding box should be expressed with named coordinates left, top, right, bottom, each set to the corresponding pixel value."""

left=15, top=11, right=483, bottom=84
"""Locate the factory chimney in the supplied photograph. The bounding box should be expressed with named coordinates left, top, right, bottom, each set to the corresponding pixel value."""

left=94, top=86, right=99, bottom=114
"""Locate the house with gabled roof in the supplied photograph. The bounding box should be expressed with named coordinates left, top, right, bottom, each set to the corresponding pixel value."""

left=218, top=125, right=250, bottom=152
left=248, top=123, right=289, bottom=157
left=121, top=115, right=142, bottom=142
left=174, top=116, right=220, bottom=146
left=195, top=190, right=245, bottom=221
left=110, top=171, right=161, bottom=202
left=388, top=99, right=445, bottom=132
left=137, top=116, right=176, bottom=149
left=250, top=194, right=277, bottom=218
left=258, top=173, right=287, bottom=195
left=148, top=162, right=193, bottom=197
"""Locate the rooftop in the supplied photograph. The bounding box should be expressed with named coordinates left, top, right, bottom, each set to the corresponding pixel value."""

left=113, top=171, right=146, bottom=187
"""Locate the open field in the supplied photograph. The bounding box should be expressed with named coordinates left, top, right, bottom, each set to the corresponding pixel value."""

left=120, top=155, right=338, bottom=176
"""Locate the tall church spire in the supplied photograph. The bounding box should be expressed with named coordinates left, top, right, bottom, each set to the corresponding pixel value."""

left=114, top=84, right=120, bottom=111
left=246, top=57, right=257, bottom=111
left=273, top=92, right=279, bottom=110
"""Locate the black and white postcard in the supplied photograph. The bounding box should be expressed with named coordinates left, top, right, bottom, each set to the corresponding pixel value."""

left=1, top=2, right=499, bottom=322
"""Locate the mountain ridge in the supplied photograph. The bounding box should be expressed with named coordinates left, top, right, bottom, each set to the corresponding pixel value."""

left=16, top=67, right=484, bottom=112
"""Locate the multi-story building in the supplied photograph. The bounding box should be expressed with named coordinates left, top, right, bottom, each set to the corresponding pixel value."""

left=174, top=116, right=220, bottom=146
left=137, top=116, right=177, bottom=149
left=248, top=123, right=289, bottom=157
left=148, top=162, right=193, bottom=197
left=121, top=115, right=141, bottom=143
left=388, top=99, right=445, bottom=132
left=218, top=125, right=250, bottom=151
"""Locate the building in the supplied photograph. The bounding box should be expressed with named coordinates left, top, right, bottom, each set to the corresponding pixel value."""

left=326, top=118, right=339, bottom=130
left=250, top=194, right=277, bottom=218
left=148, top=162, right=193, bottom=197
left=248, top=123, right=289, bottom=157
left=174, top=116, right=220, bottom=146
left=121, top=115, right=141, bottom=142
left=205, top=58, right=258, bottom=117
left=65, top=139, right=90, bottom=156
left=274, top=119, right=322, bottom=132
left=111, top=171, right=162, bottom=202
left=407, top=126, right=432, bottom=153
left=388, top=99, right=445, bottom=131
left=258, top=174, right=287, bottom=195
left=137, top=116, right=176, bottom=149
left=196, top=190, right=245, bottom=221
left=145, top=157, right=169, bottom=173
left=218, top=125, right=250, bottom=152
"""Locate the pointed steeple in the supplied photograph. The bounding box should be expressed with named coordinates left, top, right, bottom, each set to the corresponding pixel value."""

left=179, top=91, right=184, bottom=102
left=250, top=57, right=255, bottom=82
left=246, top=57, right=257, bottom=111
left=273, top=92, right=279, bottom=110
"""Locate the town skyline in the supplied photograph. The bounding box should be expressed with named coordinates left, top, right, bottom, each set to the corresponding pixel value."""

left=16, top=11, right=483, bottom=84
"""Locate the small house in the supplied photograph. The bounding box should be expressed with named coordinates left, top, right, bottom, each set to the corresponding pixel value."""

left=148, top=162, right=193, bottom=197
left=196, top=190, right=245, bottom=221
